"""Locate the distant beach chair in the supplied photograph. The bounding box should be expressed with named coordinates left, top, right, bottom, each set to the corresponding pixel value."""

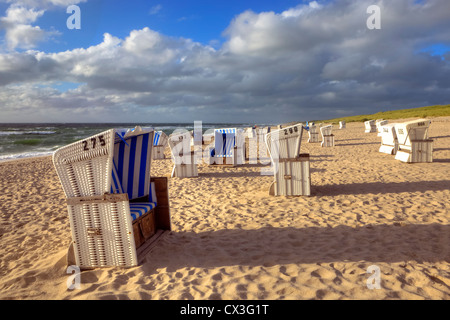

left=376, top=120, right=389, bottom=136
left=152, top=131, right=168, bottom=160
left=307, top=124, right=320, bottom=143
left=209, top=128, right=245, bottom=166
left=320, top=125, right=335, bottom=147
left=365, top=120, right=376, bottom=133
left=169, top=131, right=198, bottom=177
left=53, top=126, right=171, bottom=269
left=257, top=127, right=271, bottom=160
left=265, top=123, right=311, bottom=196
left=339, top=121, right=346, bottom=129
left=379, top=123, right=399, bottom=155
left=246, top=126, right=256, bottom=139
left=394, top=119, right=433, bottom=163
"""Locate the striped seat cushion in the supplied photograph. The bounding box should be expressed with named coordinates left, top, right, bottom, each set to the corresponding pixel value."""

left=113, top=132, right=153, bottom=200
left=129, top=202, right=156, bottom=221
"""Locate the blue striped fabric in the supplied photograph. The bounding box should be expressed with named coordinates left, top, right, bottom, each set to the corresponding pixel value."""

left=153, top=131, right=161, bottom=146
left=129, top=202, right=156, bottom=221
left=110, top=162, right=124, bottom=194
left=214, top=128, right=236, bottom=158
left=112, top=131, right=153, bottom=200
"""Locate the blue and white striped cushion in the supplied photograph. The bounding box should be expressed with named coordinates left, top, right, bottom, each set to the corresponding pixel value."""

left=129, top=202, right=156, bottom=221
left=113, top=132, right=153, bottom=200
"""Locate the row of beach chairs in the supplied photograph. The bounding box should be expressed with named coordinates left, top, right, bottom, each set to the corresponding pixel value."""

left=364, top=118, right=433, bottom=163
left=53, top=124, right=312, bottom=268
left=376, top=119, right=433, bottom=163
left=53, top=118, right=433, bottom=268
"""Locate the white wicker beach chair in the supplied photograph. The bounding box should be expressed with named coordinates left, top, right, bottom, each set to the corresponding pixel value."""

left=339, top=121, right=346, bottom=129
left=168, top=131, right=198, bottom=177
left=265, top=123, right=310, bottom=196
left=320, top=125, right=334, bottom=147
left=256, top=127, right=271, bottom=161
left=152, top=131, right=168, bottom=160
left=365, top=120, right=376, bottom=133
left=394, top=119, right=433, bottom=163
left=53, top=126, right=171, bottom=269
left=379, top=123, right=399, bottom=155
left=376, top=120, right=389, bottom=136
left=209, top=128, right=245, bottom=166
left=307, top=124, right=320, bottom=143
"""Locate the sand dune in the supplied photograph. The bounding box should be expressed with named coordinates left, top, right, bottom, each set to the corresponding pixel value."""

left=0, top=117, right=449, bottom=300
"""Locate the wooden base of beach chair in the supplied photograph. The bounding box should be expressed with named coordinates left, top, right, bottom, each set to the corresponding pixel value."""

left=152, top=145, right=166, bottom=160
left=133, top=176, right=171, bottom=255
left=270, top=154, right=311, bottom=196
left=133, top=208, right=156, bottom=249
left=308, top=132, right=320, bottom=143
left=321, top=135, right=335, bottom=147
left=395, top=140, right=433, bottom=163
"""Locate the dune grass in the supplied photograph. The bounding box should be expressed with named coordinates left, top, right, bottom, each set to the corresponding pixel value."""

left=320, top=104, right=450, bottom=124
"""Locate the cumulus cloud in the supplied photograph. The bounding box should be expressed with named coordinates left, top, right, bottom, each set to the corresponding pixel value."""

left=0, top=0, right=449, bottom=123
left=0, top=0, right=86, bottom=50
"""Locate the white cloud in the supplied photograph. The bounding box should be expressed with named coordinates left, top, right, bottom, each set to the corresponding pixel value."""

left=149, top=4, right=162, bottom=15
left=0, top=0, right=449, bottom=123
left=0, top=4, right=57, bottom=50
left=0, top=0, right=86, bottom=50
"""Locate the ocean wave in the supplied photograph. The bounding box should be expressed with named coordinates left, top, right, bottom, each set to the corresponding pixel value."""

left=0, top=130, right=56, bottom=136
left=0, top=151, right=55, bottom=162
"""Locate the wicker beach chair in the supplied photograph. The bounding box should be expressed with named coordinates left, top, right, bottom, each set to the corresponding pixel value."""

left=379, top=123, right=399, bottom=155
left=168, top=131, right=198, bottom=177
left=307, top=124, right=320, bottom=143
left=53, top=126, right=171, bottom=269
left=152, top=131, right=168, bottom=160
left=339, top=121, right=346, bottom=129
left=376, top=120, right=389, bottom=136
left=394, top=119, right=433, bottom=163
left=209, top=128, right=245, bottom=166
left=365, top=120, right=376, bottom=133
left=320, top=125, right=334, bottom=147
left=265, top=123, right=310, bottom=196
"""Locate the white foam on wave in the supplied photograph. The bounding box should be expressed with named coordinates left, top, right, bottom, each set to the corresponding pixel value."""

left=0, top=131, right=56, bottom=136
left=0, top=151, right=54, bottom=162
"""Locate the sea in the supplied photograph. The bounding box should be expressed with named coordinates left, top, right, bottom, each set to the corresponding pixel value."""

left=0, top=122, right=271, bottom=162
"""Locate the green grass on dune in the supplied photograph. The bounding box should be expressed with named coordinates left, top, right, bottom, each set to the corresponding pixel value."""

left=320, top=104, right=450, bottom=124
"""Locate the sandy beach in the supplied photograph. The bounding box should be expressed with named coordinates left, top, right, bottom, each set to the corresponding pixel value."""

left=0, top=117, right=449, bottom=300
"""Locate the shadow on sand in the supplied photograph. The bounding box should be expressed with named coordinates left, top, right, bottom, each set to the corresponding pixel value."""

left=141, top=223, right=449, bottom=272
left=312, top=180, right=450, bottom=196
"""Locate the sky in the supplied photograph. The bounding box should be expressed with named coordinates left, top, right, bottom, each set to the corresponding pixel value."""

left=0, top=0, right=449, bottom=124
